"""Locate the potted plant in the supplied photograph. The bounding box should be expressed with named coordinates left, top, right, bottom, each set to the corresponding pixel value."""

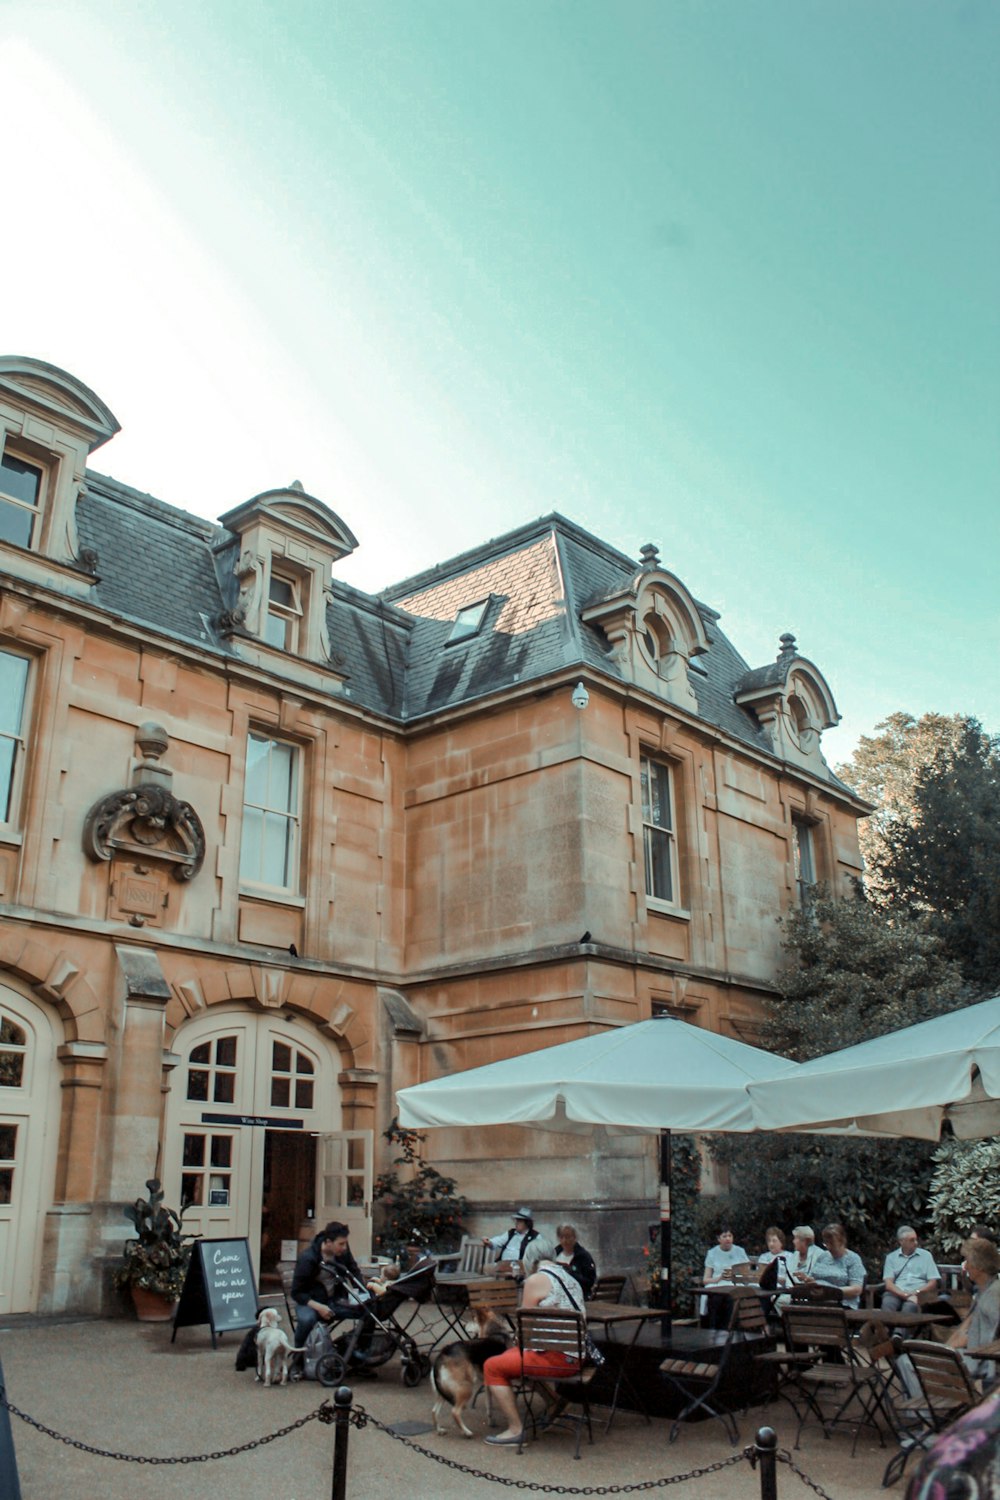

left=113, top=1178, right=195, bottom=1320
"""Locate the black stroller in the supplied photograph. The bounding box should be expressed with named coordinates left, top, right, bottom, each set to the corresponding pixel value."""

left=308, top=1254, right=439, bottom=1388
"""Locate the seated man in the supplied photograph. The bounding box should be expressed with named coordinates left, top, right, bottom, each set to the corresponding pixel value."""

left=894, top=1235, right=1000, bottom=1404
left=881, top=1224, right=940, bottom=1314
left=483, top=1206, right=540, bottom=1267
left=290, top=1221, right=378, bottom=1358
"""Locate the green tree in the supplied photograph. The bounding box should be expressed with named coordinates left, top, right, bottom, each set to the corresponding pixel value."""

left=761, top=891, right=967, bottom=1061
left=838, top=713, right=1000, bottom=993
left=707, top=893, right=968, bottom=1260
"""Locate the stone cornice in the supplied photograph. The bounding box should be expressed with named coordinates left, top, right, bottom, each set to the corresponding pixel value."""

left=0, top=904, right=780, bottom=1000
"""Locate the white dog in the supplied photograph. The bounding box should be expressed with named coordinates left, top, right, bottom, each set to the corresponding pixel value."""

left=255, top=1307, right=296, bottom=1387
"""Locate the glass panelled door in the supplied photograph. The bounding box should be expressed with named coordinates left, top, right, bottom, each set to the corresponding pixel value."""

left=0, top=994, right=59, bottom=1313
left=315, top=1131, right=373, bottom=1257
left=163, top=1009, right=345, bottom=1264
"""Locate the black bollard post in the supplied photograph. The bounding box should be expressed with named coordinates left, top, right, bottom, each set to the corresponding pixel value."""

left=755, top=1425, right=778, bottom=1500
left=331, top=1385, right=353, bottom=1500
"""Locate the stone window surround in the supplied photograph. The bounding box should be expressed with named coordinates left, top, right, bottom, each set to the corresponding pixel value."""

left=238, top=728, right=304, bottom=899
left=0, top=644, right=33, bottom=835
left=640, top=751, right=679, bottom=908
left=0, top=446, right=45, bottom=551
left=263, top=564, right=305, bottom=652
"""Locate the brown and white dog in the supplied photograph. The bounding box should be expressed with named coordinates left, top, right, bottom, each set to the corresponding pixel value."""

left=255, top=1306, right=296, bottom=1387
left=431, top=1306, right=509, bottom=1437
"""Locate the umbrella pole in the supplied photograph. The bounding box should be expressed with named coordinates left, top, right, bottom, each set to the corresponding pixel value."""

left=658, top=1128, right=672, bottom=1336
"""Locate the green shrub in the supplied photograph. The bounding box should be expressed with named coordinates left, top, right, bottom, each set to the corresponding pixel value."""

left=373, top=1120, right=466, bottom=1259
left=704, top=1132, right=936, bottom=1268
left=927, top=1139, right=1000, bottom=1254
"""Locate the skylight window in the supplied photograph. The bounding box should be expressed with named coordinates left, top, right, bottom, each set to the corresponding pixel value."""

left=448, top=598, right=490, bottom=644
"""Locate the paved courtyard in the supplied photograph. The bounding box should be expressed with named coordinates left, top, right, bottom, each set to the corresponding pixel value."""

left=1, top=1314, right=899, bottom=1499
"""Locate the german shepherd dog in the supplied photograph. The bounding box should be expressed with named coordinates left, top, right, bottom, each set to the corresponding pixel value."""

left=431, top=1306, right=509, bottom=1437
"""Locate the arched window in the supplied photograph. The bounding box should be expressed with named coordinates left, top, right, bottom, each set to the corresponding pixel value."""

left=0, top=1014, right=26, bottom=1088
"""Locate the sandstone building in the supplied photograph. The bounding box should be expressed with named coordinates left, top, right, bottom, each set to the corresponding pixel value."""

left=0, top=356, right=866, bottom=1313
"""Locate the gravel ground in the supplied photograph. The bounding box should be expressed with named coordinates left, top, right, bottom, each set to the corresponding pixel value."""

left=0, top=1314, right=899, bottom=1500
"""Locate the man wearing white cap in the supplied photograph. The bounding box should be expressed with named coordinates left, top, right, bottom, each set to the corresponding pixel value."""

left=483, top=1207, right=539, bottom=1264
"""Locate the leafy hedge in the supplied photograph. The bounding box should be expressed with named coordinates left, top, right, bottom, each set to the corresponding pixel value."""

left=927, top=1139, right=1000, bottom=1253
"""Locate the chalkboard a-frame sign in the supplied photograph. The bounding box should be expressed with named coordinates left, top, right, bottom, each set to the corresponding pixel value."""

left=172, top=1238, right=259, bottom=1347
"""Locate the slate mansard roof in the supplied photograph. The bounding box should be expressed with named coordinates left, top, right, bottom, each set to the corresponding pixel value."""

left=73, top=470, right=815, bottom=764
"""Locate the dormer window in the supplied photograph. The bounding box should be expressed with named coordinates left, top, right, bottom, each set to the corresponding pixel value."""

left=263, top=569, right=302, bottom=651
left=448, top=598, right=490, bottom=644
left=0, top=451, right=44, bottom=549
left=580, top=559, right=709, bottom=711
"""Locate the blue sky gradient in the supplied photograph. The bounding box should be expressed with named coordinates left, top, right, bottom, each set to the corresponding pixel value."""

left=3, top=0, right=997, bottom=762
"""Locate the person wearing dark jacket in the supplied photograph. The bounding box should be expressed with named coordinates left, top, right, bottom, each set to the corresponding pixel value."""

left=554, top=1223, right=598, bottom=1299
left=291, top=1222, right=372, bottom=1350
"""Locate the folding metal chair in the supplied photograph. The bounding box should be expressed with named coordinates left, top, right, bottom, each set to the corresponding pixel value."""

left=514, top=1307, right=595, bottom=1459
left=882, top=1336, right=982, bottom=1487
left=660, top=1290, right=773, bottom=1443
left=779, top=1304, right=892, bottom=1454
left=590, top=1274, right=627, bottom=1304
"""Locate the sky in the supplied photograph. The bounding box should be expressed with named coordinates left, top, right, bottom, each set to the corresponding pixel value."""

left=2, top=0, right=997, bottom=765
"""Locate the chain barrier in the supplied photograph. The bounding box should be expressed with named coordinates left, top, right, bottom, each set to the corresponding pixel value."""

left=0, top=1385, right=331, bottom=1465
left=344, top=1400, right=753, bottom=1494
left=774, top=1451, right=838, bottom=1500
left=2, top=1383, right=841, bottom=1498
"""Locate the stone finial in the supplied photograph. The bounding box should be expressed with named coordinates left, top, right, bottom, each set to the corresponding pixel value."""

left=135, top=722, right=169, bottom=763
left=289, top=479, right=305, bottom=492
left=639, top=542, right=660, bottom=569
left=133, top=723, right=172, bottom=791
left=778, top=633, right=797, bottom=660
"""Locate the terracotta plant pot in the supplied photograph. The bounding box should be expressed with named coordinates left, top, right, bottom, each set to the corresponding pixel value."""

left=131, top=1285, right=176, bottom=1322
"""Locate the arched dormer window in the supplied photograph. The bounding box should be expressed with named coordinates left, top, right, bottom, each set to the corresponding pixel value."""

left=217, top=484, right=358, bottom=667
left=581, top=546, right=710, bottom=710
left=0, top=356, right=119, bottom=569
left=734, top=634, right=840, bottom=773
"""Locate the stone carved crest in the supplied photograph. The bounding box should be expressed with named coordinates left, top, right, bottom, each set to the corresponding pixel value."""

left=83, top=785, right=206, bottom=880
left=81, top=722, right=206, bottom=881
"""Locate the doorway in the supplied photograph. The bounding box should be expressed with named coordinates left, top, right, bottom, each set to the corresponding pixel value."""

left=162, top=1008, right=368, bottom=1264
left=261, top=1128, right=316, bottom=1274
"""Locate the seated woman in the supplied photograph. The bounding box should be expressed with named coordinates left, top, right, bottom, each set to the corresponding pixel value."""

left=775, top=1224, right=824, bottom=1308
left=554, top=1223, right=598, bottom=1300
left=757, top=1226, right=793, bottom=1290
left=483, top=1238, right=588, bottom=1446
left=700, top=1226, right=750, bottom=1327
left=807, top=1222, right=866, bottom=1308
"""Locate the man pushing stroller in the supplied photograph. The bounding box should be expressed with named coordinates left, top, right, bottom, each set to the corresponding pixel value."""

left=292, top=1221, right=408, bottom=1366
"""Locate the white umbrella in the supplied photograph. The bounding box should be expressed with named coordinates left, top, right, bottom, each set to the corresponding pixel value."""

left=748, top=994, right=1000, bottom=1139
left=396, top=1016, right=798, bottom=1326
left=397, top=1016, right=798, bottom=1132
